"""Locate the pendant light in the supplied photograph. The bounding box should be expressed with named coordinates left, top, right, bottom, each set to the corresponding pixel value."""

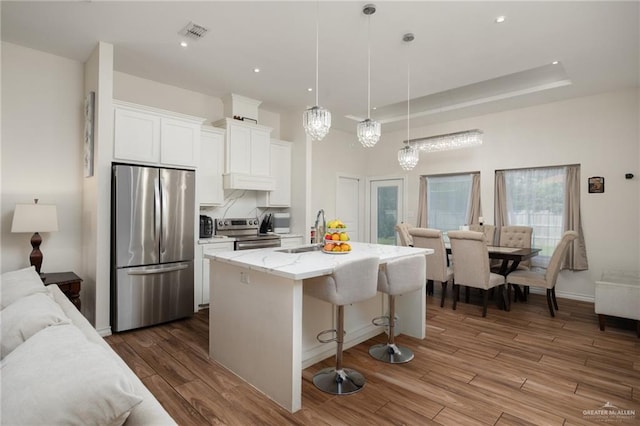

left=357, top=4, right=381, bottom=148
left=303, top=2, right=331, bottom=141
left=398, top=33, right=418, bottom=170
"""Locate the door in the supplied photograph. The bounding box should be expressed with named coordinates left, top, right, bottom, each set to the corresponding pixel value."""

left=113, top=165, right=160, bottom=267
left=114, top=261, right=194, bottom=332
left=336, top=175, right=361, bottom=242
left=370, top=178, right=404, bottom=245
left=160, top=168, right=195, bottom=264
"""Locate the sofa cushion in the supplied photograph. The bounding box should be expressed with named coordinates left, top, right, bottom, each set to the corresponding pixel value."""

left=1, top=324, right=143, bottom=426
left=1, top=292, right=71, bottom=359
left=0, top=266, right=48, bottom=309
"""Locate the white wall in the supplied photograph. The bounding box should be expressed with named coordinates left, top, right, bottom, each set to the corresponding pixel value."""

left=1, top=42, right=83, bottom=275
left=3, top=41, right=636, bottom=311
left=365, top=89, right=640, bottom=301
left=310, top=128, right=368, bottom=222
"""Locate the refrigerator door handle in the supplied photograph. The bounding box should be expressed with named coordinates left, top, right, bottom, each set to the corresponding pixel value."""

left=154, top=181, right=161, bottom=250
left=127, top=263, right=190, bottom=276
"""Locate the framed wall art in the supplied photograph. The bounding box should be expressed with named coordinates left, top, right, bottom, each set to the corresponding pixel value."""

left=588, top=176, right=604, bottom=193
left=83, top=91, right=95, bottom=177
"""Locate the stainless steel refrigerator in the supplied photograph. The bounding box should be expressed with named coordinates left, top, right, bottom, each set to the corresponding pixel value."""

left=111, top=164, right=195, bottom=332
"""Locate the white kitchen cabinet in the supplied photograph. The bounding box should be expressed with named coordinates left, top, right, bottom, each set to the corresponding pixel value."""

left=113, top=107, right=160, bottom=163
left=257, top=139, right=292, bottom=207
left=195, top=239, right=235, bottom=309
left=113, top=101, right=204, bottom=168
left=215, top=118, right=275, bottom=190
left=160, top=117, right=201, bottom=167
left=279, top=235, right=304, bottom=248
left=198, top=126, right=225, bottom=206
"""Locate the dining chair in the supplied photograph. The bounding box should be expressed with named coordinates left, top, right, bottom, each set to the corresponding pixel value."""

left=506, top=230, right=578, bottom=317
left=469, top=224, right=496, bottom=246
left=448, top=230, right=506, bottom=317
left=409, top=228, right=453, bottom=307
left=395, top=223, right=413, bottom=247
left=496, top=226, right=533, bottom=270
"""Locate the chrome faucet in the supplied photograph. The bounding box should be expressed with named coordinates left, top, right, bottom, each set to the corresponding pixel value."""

left=314, top=209, right=326, bottom=246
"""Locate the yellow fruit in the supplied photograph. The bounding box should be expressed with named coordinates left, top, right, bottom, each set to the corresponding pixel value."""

left=331, top=233, right=340, bottom=241
left=332, top=246, right=342, bottom=252
left=339, top=232, right=349, bottom=241
left=341, top=244, right=351, bottom=251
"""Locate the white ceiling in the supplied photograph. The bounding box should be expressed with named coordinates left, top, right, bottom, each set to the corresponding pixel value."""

left=2, top=1, right=638, bottom=132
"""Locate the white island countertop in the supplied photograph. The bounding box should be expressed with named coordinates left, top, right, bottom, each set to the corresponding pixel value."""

left=205, top=241, right=433, bottom=280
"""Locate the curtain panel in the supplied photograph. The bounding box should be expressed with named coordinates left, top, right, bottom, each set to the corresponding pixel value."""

left=564, top=165, right=589, bottom=270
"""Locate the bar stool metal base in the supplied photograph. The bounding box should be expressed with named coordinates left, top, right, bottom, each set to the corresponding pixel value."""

left=312, top=367, right=366, bottom=395
left=369, top=343, right=415, bottom=364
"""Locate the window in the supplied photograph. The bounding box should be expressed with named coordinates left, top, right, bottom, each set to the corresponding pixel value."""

left=502, top=166, right=566, bottom=266
left=426, top=174, right=473, bottom=232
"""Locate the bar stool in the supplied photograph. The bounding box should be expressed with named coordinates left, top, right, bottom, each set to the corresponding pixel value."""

left=369, top=254, right=426, bottom=363
left=303, top=256, right=380, bottom=395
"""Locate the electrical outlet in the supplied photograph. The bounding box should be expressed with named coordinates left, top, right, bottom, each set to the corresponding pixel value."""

left=240, top=272, right=250, bottom=284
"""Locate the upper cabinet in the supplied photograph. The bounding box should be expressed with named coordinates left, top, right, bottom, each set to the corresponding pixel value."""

left=113, top=100, right=205, bottom=168
left=215, top=118, right=275, bottom=191
left=257, top=139, right=292, bottom=207
left=198, top=126, right=225, bottom=206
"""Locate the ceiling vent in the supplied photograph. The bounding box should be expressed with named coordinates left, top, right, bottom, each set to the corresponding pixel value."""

left=178, top=21, right=209, bottom=40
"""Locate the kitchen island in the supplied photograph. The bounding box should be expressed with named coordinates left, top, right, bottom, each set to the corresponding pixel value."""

left=205, top=242, right=432, bottom=413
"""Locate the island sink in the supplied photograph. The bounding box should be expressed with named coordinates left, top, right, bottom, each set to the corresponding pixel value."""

left=276, top=245, right=323, bottom=254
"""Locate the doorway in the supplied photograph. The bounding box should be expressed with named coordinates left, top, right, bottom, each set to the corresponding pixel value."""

left=369, top=178, right=405, bottom=245
left=336, top=175, right=362, bottom=242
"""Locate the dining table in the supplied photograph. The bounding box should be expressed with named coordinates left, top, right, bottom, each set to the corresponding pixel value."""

left=445, top=244, right=541, bottom=308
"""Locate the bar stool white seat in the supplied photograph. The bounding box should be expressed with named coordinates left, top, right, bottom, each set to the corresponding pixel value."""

left=369, top=254, right=426, bottom=363
left=303, top=256, right=380, bottom=395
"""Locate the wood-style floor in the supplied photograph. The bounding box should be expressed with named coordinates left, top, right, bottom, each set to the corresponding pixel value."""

left=106, top=291, right=640, bottom=425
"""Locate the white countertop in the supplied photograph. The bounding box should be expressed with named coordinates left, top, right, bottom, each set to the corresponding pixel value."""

left=274, top=233, right=303, bottom=238
left=198, top=236, right=235, bottom=244
left=205, top=242, right=433, bottom=280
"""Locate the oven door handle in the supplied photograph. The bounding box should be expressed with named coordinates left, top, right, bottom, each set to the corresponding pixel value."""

left=236, top=239, right=281, bottom=250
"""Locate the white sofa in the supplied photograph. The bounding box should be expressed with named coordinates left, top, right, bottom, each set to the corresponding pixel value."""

left=1, top=266, right=176, bottom=425
left=595, top=270, right=640, bottom=337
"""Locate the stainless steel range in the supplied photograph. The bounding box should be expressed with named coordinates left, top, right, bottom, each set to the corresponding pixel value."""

left=215, top=217, right=281, bottom=250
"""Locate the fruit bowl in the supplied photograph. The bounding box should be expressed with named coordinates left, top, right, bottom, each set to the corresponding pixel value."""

left=322, top=249, right=351, bottom=255
left=322, top=242, right=352, bottom=254
left=326, top=227, right=347, bottom=233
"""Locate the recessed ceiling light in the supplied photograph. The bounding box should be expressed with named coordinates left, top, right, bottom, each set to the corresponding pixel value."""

left=253, top=68, right=260, bottom=73
left=308, top=88, right=313, bottom=92
left=495, top=16, right=506, bottom=23
left=180, top=41, right=188, bottom=47
left=552, top=60, right=559, bottom=65
left=372, top=107, right=377, bottom=110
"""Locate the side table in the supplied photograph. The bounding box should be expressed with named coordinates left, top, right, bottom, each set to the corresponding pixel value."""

left=43, top=272, right=82, bottom=311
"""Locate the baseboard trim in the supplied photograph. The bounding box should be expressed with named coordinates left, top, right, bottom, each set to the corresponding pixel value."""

left=527, top=287, right=594, bottom=303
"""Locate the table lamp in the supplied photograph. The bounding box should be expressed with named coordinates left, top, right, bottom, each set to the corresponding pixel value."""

left=11, top=199, right=59, bottom=277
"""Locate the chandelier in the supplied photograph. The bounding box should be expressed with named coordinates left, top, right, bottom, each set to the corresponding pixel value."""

left=398, top=33, right=418, bottom=170
left=303, top=2, right=331, bottom=141
left=409, top=129, right=483, bottom=152
left=357, top=4, right=380, bottom=148
left=398, top=143, right=419, bottom=171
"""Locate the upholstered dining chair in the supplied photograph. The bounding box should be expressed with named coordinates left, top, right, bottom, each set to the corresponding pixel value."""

left=409, top=228, right=453, bottom=307
left=506, top=230, right=578, bottom=317
left=395, top=223, right=413, bottom=247
left=469, top=224, right=496, bottom=246
left=496, top=226, right=533, bottom=270
left=448, top=230, right=506, bottom=317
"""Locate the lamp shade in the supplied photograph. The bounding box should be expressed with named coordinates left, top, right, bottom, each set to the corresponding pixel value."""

left=11, top=203, right=59, bottom=233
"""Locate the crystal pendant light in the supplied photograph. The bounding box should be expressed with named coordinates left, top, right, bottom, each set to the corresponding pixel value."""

left=357, top=4, right=381, bottom=148
left=398, top=33, right=418, bottom=170
left=303, top=2, right=331, bottom=141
